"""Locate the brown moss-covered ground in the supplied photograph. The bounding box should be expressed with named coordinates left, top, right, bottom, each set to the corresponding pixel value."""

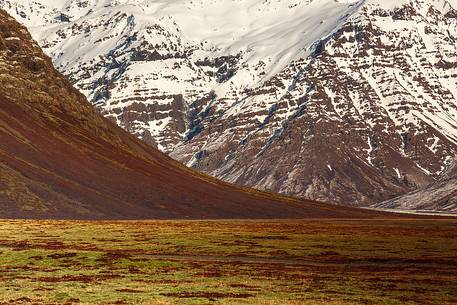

left=0, top=219, right=456, bottom=304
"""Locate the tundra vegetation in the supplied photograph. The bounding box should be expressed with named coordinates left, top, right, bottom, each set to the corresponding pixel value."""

left=0, top=219, right=456, bottom=304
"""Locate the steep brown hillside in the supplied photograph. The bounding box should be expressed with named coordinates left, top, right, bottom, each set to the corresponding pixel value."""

left=0, top=9, right=386, bottom=219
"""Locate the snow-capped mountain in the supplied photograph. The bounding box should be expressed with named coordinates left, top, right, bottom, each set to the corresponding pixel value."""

left=3, top=7, right=367, bottom=219
left=1, top=0, right=363, bottom=150
left=2, top=0, right=457, bottom=206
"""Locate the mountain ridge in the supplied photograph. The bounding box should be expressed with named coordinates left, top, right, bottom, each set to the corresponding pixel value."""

left=2, top=0, right=457, bottom=208
left=1, top=8, right=394, bottom=219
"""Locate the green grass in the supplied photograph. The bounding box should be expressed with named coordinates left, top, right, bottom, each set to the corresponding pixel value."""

left=0, top=219, right=456, bottom=304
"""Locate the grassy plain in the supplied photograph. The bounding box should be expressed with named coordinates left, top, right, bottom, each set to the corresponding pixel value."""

left=0, top=219, right=456, bottom=304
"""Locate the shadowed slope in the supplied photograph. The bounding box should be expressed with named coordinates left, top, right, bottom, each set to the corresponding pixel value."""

left=0, top=9, right=387, bottom=219
left=374, top=161, right=457, bottom=214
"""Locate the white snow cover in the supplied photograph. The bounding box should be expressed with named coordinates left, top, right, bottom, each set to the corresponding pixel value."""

left=5, top=0, right=366, bottom=88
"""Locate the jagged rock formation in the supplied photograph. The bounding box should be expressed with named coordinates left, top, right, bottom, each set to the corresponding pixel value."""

left=2, top=0, right=457, bottom=207
left=1, top=8, right=384, bottom=219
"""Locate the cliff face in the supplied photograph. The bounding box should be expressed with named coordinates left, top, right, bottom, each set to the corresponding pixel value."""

left=1, top=9, right=380, bottom=219
left=3, top=0, right=457, bottom=207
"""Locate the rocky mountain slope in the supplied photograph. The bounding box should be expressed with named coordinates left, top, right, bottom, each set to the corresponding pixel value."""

left=0, top=8, right=383, bottom=219
left=2, top=0, right=457, bottom=207
left=374, top=161, right=457, bottom=214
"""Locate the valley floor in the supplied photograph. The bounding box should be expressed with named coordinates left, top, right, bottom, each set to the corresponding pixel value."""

left=0, top=219, right=456, bottom=304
